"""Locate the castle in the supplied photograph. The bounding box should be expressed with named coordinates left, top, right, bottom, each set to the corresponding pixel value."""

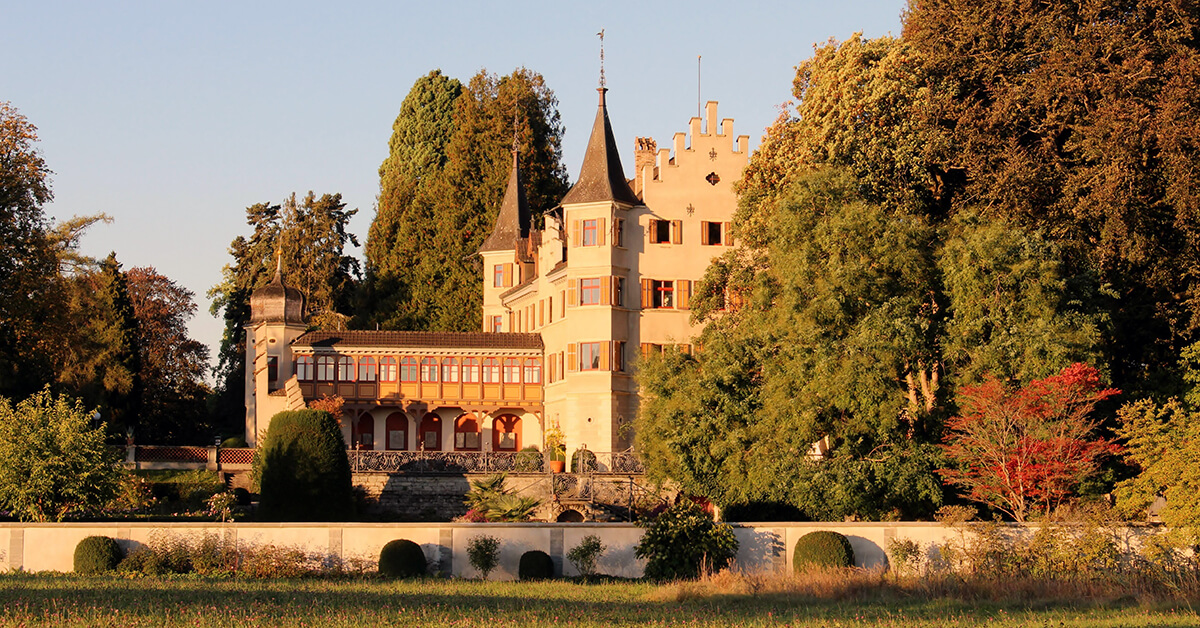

left=244, top=87, right=749, bottom=462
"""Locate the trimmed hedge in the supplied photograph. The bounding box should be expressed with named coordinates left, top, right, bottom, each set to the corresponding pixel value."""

left=519, top=550, right=554, bottom=580
left=793, top=531, right=855, bottom=571
left=379, top=539, right=426, bottom=578
left=252, top=409, right=353, bottom=522
left=74, top=536, right=123, bottom=574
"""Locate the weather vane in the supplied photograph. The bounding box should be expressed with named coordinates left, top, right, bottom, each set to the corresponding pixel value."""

left=597, top=28, right=606, bottom=89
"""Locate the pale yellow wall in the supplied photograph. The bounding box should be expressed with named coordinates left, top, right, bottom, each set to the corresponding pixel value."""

left=245, top=320, right=308, bottom=446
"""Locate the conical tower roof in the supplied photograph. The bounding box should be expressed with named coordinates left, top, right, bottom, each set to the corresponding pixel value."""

left=561, top=89, right=638, bottom=206
left=479, top=148, right=531, bottom=253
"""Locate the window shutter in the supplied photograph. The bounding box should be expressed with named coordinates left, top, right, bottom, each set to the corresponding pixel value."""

left=600, top=276, right=611, bottom=305
left=567, top=343, right=577, bottom=372
left=701, top=222, right=710, bottom=245
left=671, top=220, right=683, bottom=244
left=678, top=280, right=691, bottom=309
left=567, top=279, right=577, bottom=308
left=598, top=218, right=606, bottom=246
left=640, top=343, right=652, bottom=359
left=725, top=222, right=734, bottom=246
left=600, top=341, right=610, bottom=370
left=503, top=263, right=513, bottom=287
left=571, top=220, right=581, bottom=247
left=641, top=279, right=653, bottom=309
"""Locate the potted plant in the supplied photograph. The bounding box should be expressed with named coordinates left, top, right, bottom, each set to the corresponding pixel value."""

left=544, top=423, right=566, bottom=473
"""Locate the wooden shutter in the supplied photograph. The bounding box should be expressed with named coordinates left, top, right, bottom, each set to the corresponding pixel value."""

left=503, top=263, right=513, bottom=287
left=598, top=218, right=606, bottom=246
left=567, top=343, right=577, bottom=372
left=539, top=300, right=545, bottom=327
left=571, top=220, right=581, bottom=247
left=641, top=279, right=653, bottom=309
left=600, top=341, right=610, bottom=370
left=725, top=222, right=734, bottom=246
left=701, top=222, right=710, bottom=245
left=567, top=279, right=577, bottom=308
left=600, top=277, right=612, bottom=305
left=640, top=343, right=652, bottom=359
left=671, top=220, right=683, bottom=244
left=678, top=280, right=691, bottom=309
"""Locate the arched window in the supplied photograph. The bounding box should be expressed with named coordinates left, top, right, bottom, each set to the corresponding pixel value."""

left=385, top=412, right=407, bottom=450
left=354, top=413, right=375, bottom=450
left=493, top=414, right=521, bottom=451
left=316, top=356, right=335, bottom=382
left=462, top=358, right=480, bottom=383
left=524, top=358, right=542, bottom=384
left=482, top=358, right=500, bottom=383
left=296, top=356, right=313, bottom=381
left=455, top=413, right=481, bottom=450
left=400, top=357, right=419, bottom=382
left=358, top=356, right=377, bottom=382
left=419, top=413, right=441, bottom=450
left=336, top=356, right=354, bottom=381
left=380, top=357, right=397, bottom=382
left=503, top=358, right=521, bottom=383
left=420, top=357, right=439, bottom=382
left=441, top=358, right=459, bottom=383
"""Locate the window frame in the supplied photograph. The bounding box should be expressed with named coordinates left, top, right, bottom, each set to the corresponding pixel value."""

left=503, top=358, right=521, bottom=384
left=315, top=356, right=335, bottom=382
left=441, top=358, right=459, bottom=383
left=524, top=358, right=542, bottom=384
left=379, top=357, right=398, bottom=382
left=400, top=357, right=419, bottom=383
left=653, top=280, right=675, bottom=308
left=482, top=357, right=501, bottom=383
left=582, top=219, right=598, bottom=246
left=650, top=219, right=671, bottom=244
left=357, top=356, right=377, bottom=382
left=295, top=356, right=313, bottom=381
left=336, top=356, right=354, bottom=382
left=420, top=357, right=439, bottom=383
left=580, top=277, right=601, bottom=305
left=462, top=357, right=480, bottom=383
left=579, top=342, right=602, bottom=371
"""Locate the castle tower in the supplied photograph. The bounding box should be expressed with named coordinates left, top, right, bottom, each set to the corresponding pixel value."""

left=544, top=87, right=643, bottom=455
left=479, top=146, right=534, bottom=333
left=244, top=262, right=307, bottom=445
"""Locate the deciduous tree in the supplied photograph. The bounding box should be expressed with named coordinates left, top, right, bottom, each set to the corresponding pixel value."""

left=940, top=363, right=1121, bottom=522
left=0, top=387, right=125, bottom=521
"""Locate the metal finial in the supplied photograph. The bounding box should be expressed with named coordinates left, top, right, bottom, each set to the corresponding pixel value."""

left=597, top=29, right=606, bottom=89
left=273, top=249, right=282, bottom=283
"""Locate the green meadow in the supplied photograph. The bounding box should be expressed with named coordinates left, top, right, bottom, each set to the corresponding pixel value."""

left=1, top=573, right=1197, bottom=627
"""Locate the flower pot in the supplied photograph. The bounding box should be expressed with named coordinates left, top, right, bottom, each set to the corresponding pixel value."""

left=549, top=460, right=565, bottom=473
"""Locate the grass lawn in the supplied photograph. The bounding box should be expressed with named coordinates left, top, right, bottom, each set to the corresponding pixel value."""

left=0, top=573, right=1197, bottom=627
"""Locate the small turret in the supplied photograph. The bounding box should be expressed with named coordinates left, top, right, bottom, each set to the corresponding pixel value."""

left=250, top=259, right=304, bottom=324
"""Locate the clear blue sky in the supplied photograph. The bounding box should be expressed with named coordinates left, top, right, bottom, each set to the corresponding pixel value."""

left=6, top=0, right=905, bottom=373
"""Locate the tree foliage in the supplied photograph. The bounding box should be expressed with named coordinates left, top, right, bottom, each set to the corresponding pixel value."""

left=940, top=364, right=1121, bottom=522
left=360, top=67, right=569, bottom=332
left=1115, top=396, right=1200, bottom=532
left=126, top=267, right=211, bottom=444
left=209, top=193, right=359, bottom=434
left=0, top=387, right=125, bottom=521
left=634, top=501, right=738, bottom=581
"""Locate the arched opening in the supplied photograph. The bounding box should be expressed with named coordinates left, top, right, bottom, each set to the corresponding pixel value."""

left=354, top=412, right=375, bottom=450
left=454, top=413, right=481, bottom=451
left=385, top=412, right=407, bottom=450
left=418, top=413, right=441, bottom=451
left=556, top=509, right=585, bottom=523
left=492, top=414, right=521, bottom=451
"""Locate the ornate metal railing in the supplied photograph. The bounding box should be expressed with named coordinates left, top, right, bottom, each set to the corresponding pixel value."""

left=348, top=450, right=644, bottom=475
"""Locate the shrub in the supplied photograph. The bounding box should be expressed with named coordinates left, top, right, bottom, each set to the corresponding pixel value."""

left=793, top=531, right=855, bottom=571
left=635, top=500, right=739, bottom=581
left=571, top=449, right=597, bottom=473
left=252, top=409, right=353, bottom=521
left=74, top=536, right=123, bottom=574
left=567, top=534, right=607, bottom=577
left=467, top=535, right=501, bottom=580
left=221, top=435, right=248, bottom=448
left=518, top=550, right=554, bottom=580
left=463, top=473, right=541, bottom=521
left=514, top=445, right=543, bottom=472
left=378, top=539, right=427, bottom=578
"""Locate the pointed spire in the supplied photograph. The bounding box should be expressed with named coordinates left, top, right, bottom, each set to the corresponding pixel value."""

left=272, top=249, right=283, bottom=284
left=561, top=87, right=639, bottom=206
left=479, top=139, right=531, bottom=253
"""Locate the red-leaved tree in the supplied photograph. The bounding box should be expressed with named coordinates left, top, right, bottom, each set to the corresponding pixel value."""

left=939, top=363, right=1120, bottom=522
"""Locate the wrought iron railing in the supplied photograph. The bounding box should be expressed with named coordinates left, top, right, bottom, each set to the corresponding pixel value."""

left=347, top=450, right=644, bottom=475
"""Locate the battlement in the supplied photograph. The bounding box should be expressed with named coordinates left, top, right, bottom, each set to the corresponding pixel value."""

left=637, top=101, right=750, bottom=188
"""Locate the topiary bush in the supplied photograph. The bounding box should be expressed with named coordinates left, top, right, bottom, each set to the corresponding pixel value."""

left=518, top=550, right=554, bottom=580
left=378, top=539, right=427, bottom=578
left=634, top=500, right=739, bottom=581
left=252, top=409, right=353, bottom=521
left=793, top=530, right=855, bottom=571
left=74, top=536, right=123, bottom=574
